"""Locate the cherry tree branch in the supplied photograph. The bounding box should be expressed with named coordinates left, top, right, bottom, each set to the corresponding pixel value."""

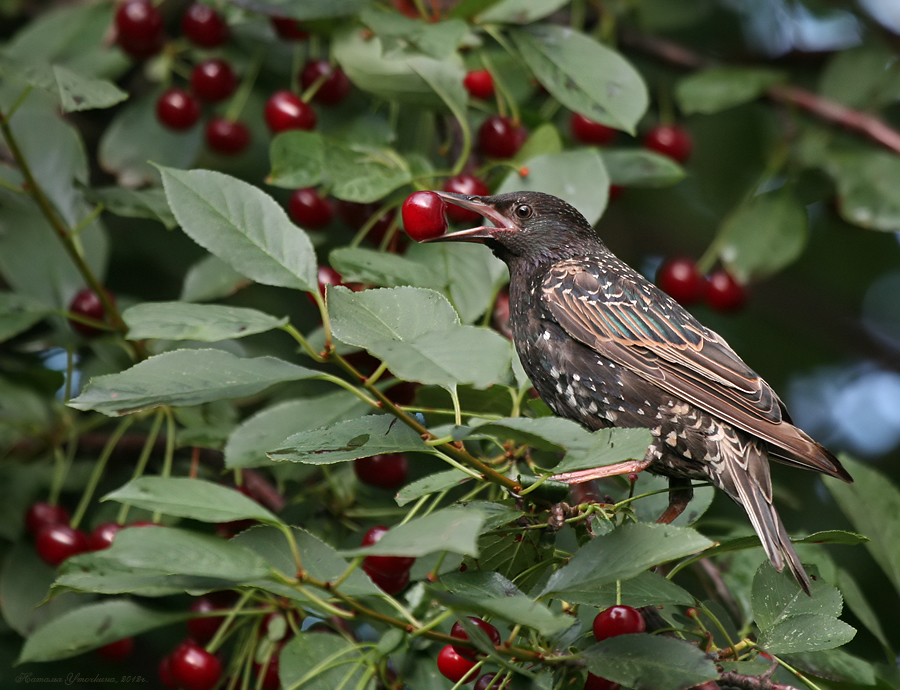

left=718, top=671, right=800, bottom=690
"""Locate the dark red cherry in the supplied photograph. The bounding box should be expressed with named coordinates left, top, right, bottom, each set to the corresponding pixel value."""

left=97, top=637, right=135, bottom=661
left=608, top=184, right=624, bottom=202
left=354, top=454, right=409, bottom=490
left=25, top=502, right=70, bottom=537
left=402, top=191, right=447, bottom=241
left=156, top=88, right=201, bottom=131
left=271, top=16, right=308, bottom=41
left=313, top=266, right=344, bottom=300
left=570, top=113, right=617, bottom=145
left=464, top=70, right=494, bottom=100
left=205, top=117, right=250, bottom=156
left=182, top=4, right=228, bottom=48
left=364, top=566, right=410, bottom=595
left=656, top=256, right=705, bottom=306
left=68, top=287, right=112, bottom=337
left=492, top=290, right=511, bottom=339
left=159, top=656, right=178, bottom=689
left=35, top=523, right=89, bottom=566
left=592, top=605, right=646, bottom=641
left=705, top=269, right=746, bottom=313
left=436, top=645, right=477, bottom=683
left=475, top=673, right=504, bottom=690
left=115, top=0, right=164, bottom=59
left=187, top=597, right=227, bottom=644
left=585, top=674, right=621, bottom=690
left=191, top=59, right=237, bottom=103
left=643, top=124, right=692, bottom=163
left=168, top=639, right=222, bottom=690
left=442, top=174, right=490, bottom=224
left=450, top=617, right=502, bottom=660
left=288, top=188, right=333, bottom=229
left=478, top=116, right=525, bottom=159
left=264, top=91, right=316, bottom=133
left=300, top=60, right=351, bottom=106
left=361, top=525, right=415, bottom=577
left=88, top=522, right=123, bottom=551
left=253, top=644, right=283, bottom=690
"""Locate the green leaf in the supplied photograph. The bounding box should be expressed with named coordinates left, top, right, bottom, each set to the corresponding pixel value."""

left=0, top=292, right=50, bottom=343
left=340, top=507, right=485, bottom=558
left=359, top=7, right=469, bottom=60
left=84, top=186, right=177, bottom=229
left=495, top=149, right=609, bottom=226
left=511, top=25, right=648, bottom=133
left=56, top=526, right=272, bottom=595
left=279, top=633, right=369, bottom=690
left=752, top=561, right=843, bottom=628
left=584, top=635, right=718, bottom=689
left=326, top=140, right=413, bottom=203
left=267, top=130, right=325, bottom=189
left=542, top=523, right=713, bottom=596
left=836, top=568, right=894, bottom=659
left=330, top=247, right=442, bottom=290
left=103, top=477, right=282, bottom=524
left=269, top=414, right=428, bottom=464
left=782, top=649, right=878, bottom=686
left=123, top=302, right=287, bottom=341
left=555, top=570, right=695, bottom=608
left=51, top=64, right=128, bottom=112
left=465, top=526, right=555, bottom=594
left=396, top=469, right=473, bottom=506
left=225, top=392, right=368, bottom=469
left=675, top=67, right=784, bottom=115
left=713, top=190, right=807, bottom=283
left=819, top=42, right=900, bottom=109
left=633, top=472, right=715, bottom=527
left=478, top=0, right=569, bottom=24
left=825, top=457, right=900, bottom=592
left=514, top=123, right=564, bottom=163
left=826, top=148, right=900, bottom=232
left=601, top=149, right=686, bottom=187
left=231, top=0, right=369, bottom=20
left=758, top=613, right=856, bottom=655
left=439, top=571, right=574, bottom=636
left=158, top=166, right=316, bottom=291
left=180, top=255, right=250, bottom=302
left=18, top=599, right=186, bottom=663
left=68, top=349, right=322, bottom=416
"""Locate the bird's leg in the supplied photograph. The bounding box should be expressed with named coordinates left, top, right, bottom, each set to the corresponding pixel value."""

left=548, top=456, right=653, bottom=484
left=656, top=477, right=694, bottom=524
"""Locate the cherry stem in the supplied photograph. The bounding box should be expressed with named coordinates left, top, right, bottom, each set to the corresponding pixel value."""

left=206, top=589, right=255, bottom=654
left=70, top=416, right=134, bottom=529
left=225, top=46, right=265, bottom=123
left=117, top=409, right=165, bottom=524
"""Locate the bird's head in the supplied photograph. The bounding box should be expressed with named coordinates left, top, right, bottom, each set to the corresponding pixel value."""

left=426, top=191, right=603, bottom=262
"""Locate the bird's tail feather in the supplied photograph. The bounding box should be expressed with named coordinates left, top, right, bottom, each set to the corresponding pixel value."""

left=715, top=430, right=811, bottom=595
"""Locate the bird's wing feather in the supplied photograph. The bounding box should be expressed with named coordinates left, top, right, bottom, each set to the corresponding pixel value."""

left=543, top=260, right=850, bottom=481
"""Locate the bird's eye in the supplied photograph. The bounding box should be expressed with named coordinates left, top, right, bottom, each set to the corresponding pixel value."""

left=514, top=204, right=533, bottom=219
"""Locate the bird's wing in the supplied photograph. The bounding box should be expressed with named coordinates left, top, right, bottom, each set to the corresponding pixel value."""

left=542, top=260, right=850, bottom=480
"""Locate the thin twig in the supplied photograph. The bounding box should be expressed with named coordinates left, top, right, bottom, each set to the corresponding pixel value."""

left=718, top=671, right=800, bottom=690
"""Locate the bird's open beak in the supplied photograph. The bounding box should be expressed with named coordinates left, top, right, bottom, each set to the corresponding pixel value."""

left=424, top=192, right=514, bottom=243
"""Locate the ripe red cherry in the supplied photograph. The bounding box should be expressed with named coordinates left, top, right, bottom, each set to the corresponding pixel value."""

left=271, top=16, right=308, bottom=40
left=450, top=617, right=502, bottom=660
left=69, top=287, right=111, bottom=337
left=478, top=116, right=525, bottom=159
left=608, top=184, right=624, bottom=202
left=585, top=674, right=621, bottom=690
left=191, top=59, right=237, bottom=103
left=592, top=605, right=646, bottom=641
left=643, top=124, right=692, bottom=163
left=88, top=522, right=123, bottom=551
left=264, top=91, right=316, bottom=133
left=254, top=645, right=282, bottom=690
left=187, top=597, right=226, bottom=644
left=705, top=269, right=746, bottom=313
left=365, top=566, right=410, bottom=595
left=205, top=118, right=250, bottom=156
left=288, top=188, right=333, bottom=229
left=25, top=502, right=70, bottom=537
left=97, top=637, right=135, bottom=661
left=442, top=174, right=490, bottom=224
left=656, top=256, right=705, bottom=306
left=436, top=645, right=477, bottom=683
left=354, top=453, right=409, bottom=489
left=169, top=640, right=222, bottom=690
left=182, top=4, right=228, bottom=48
left=314, top=266, right=345, bottom=300
left=570, top=113, right=617, bottom=146
left=115, top=0, right=164, bottom=59
left=402, top=191, right=447, bottom=241
left=156, top=88, right=201, bottom=131
left=159, top=656, right=178, bottom=689
left=300, top=60, right=351, bottom=106
left=475, top=673, right=504, bottom=690
left=35, top=523, right=89, bottom=566
left=464, top=70, right=494, bottom=100
left=361, top=525, right=415, bottom=577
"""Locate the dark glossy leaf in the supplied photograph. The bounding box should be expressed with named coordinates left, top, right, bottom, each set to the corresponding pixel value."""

left=180, top=255, right=250, bottom=302
left=584, top=635, right=718, bottom=689
left=279, top=632, right=369, bottom=690
left=542, top=524, right=713, bottom=596
left=836, top=568, right=894, bottom=659
left=825, top=457, right=900, bottom=592
left=752, top=561, right=843, bottom=628
left=0, top=56, right=127, bottom=112
left=0, top=292, right=50, bottom=343
left=225, top=391, right=368, bottom=469
left=511, top=25, right=648, bottom=132
left=267, top=130, right=325, bottom=189
left=819, top=42, right=900, bottom=109
left=758, top=613, right=856, bottom=654
left=85, top=186, right=177, bottom=229
left=158, top=166, right=316, bottom=291
left=19, top=600, right=186, bottom=663
left=341, top=506, right=485, bottom=558
left=479, top=0, right=570, bottom=24
left=495, top=149, right=609, bottom=226
left=602, top=149, right=686, bottom=187
left=359, top=7, right=468, bottom=59
left=230, top=0, right=369, bottom=20
left=56, top=526, right=272, bottom=595
left=123, top=302, right=287, bottom=341
left=782, top=649, right=877, bottom=685
left=558, top=570, right=695, bottom=608
left=103, top=477, right=281, bottom=524
left=464, top=525, right=555, bottom=594
left=676, top=67, right=784, bottom=114
left=396, top=469, right=473, bottom=506
left=270, top=414, right=428, bottom=464
left=824, top=148, right=900, bottom=232
left=69, top=349, right=322, bottom=416
left=327, top=140, right=413, bottom=203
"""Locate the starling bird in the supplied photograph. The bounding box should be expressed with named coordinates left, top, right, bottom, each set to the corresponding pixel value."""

left=429, top=190, right=852, bottom=593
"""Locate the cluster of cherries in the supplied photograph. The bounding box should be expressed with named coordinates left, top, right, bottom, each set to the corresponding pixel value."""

left=360, top=525, right=415, bottom=595
left=656, top=256, right=746, bottom=313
